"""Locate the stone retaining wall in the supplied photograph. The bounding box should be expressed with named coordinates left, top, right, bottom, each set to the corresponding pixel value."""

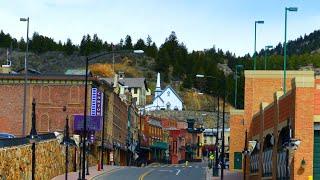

left=0, top=139, right=77, bottom=180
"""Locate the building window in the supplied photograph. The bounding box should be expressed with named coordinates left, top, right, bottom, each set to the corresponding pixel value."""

left=166, top=102, right=171, bottom=109
left=167, top=91, right=170, bottom=96
left=134, top=88, right=138, bottom=94
left=39, top=114, right=49, bottom=132
left=40, top=86, right=50, bottom=103
left=262, top=134, right=273, bottom=177
left=250, top=141, right=260, bottom=174
left=69, top=86, right=80, bottom=104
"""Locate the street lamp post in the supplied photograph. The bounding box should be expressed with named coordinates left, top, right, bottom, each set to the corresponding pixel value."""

left=61, top=114, right=76, bottom=180
left=234, top=65, right=243, bottom=109
left=100, top=91, right=107, bottom=170
left=254, top=20, right=264, bottom=70
left=20, top=17, right=29, bottom=137
left=264, top=45, right=273, bottom=70
left=214, top=95, right=220, bottom=176
left=220, top=77, right=226, bottom=180
left=29, top=99, right=39, bottom=180
left=195, top=74, right=219, bottom=176
left=283, top=7, right=298, bottom=93
left=81, top=49, right=144, bottom=179
left=243, top=130, right=248, bottom=180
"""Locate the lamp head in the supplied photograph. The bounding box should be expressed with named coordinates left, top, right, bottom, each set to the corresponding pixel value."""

left=196, top=74, right=205, bottom=78
left=133, top=50, right=144, bottom=54
left=287, top=7, right=298, bottom=12
left=255, top=20, right=264, bottom=24
left=20, top=18, right=28, bottom=22
left=265, top=45, right=273, bottom=49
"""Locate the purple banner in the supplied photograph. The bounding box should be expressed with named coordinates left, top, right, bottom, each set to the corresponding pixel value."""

left=91, top=88, right=103, bottom=116
left=74, top=115, right=102, bottom=131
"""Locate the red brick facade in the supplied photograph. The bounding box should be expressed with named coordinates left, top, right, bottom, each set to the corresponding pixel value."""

left=229, top=70, right=316, bottom=179
left=0, top=75, right=91, bottom=136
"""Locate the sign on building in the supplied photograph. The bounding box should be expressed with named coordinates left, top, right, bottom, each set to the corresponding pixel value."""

left=91, top=88, right=103, bottom=116
left=74, top=115, right=102, bottom=131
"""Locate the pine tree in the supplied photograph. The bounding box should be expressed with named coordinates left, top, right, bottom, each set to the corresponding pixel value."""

left=124, top=35, right=133, bottom=50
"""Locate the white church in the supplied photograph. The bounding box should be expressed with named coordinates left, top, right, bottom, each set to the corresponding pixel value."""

left=144, top=73, right=184, bottom=111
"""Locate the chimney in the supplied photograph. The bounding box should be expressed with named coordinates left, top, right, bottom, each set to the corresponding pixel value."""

left=113, top=73, right=118, bottom=88
left=119, top=71, right=125, bottom=79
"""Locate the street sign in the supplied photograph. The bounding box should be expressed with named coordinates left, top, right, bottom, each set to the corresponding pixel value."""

left=91, top=88, right=104, bottom=116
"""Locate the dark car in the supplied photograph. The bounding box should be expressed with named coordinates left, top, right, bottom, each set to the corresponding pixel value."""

left=0, top=133, right=15, bottom=139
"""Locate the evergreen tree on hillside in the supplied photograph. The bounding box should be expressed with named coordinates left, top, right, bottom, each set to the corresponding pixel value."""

left=0, top=30, right=13, bottom=48
left=134, top=38, right=146, bottom=50
left=63, top=38, right=76, bottom=55
left=124, top=35, right=133, bottom=50
left=156, top=31, right=187, bottom=81
left=18, top=38, right=26, bottom=50
left=146, top=35, right=152, bottom=46
left=144, top=35, right=158, bottom=58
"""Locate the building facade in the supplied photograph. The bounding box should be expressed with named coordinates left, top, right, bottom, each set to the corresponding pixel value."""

left=145, top=73, right=183, bottom=111
left=101, top=73, right=149, bottom=107
left=0, top=74, right=91, bottom=136
left=229, top=70, right=318, bottom=180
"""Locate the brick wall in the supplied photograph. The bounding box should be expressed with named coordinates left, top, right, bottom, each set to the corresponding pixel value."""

left=244, top=76, right=314, bottom=180
left=292, top=77, right=314, bottom=179
left=244, top=71, right=312, bottom=132
left=111, top=92, right=128, bottom=146
left=229, top=109, right=245, bottom=172
left=0, top=76, right=91, bottom=137
left=230, top=70, right=315, bottom=179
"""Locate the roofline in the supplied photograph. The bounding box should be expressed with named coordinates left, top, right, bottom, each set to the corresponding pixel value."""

left=0, top=73, right=96, bottom=81
left=158, top=85, right=184, bottom=103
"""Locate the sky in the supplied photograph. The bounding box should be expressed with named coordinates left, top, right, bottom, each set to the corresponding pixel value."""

left=0, top=0, right=320, bottom=56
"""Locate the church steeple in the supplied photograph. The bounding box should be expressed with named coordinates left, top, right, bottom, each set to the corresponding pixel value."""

left=155, top=72, right=162, bottom=98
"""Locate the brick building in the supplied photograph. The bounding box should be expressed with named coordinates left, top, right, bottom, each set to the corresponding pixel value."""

left=229, top=70, right=319, bottom=179
left=0, top=73, right=92, bottom=136
left=147, top=116, right=166, bottom=162
left=107, top=92, right=128, bottom=166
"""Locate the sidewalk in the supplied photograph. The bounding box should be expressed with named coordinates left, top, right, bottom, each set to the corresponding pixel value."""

left=52, top=165, right=122, bottom=180
left=206, top=167, right=243, bottom=180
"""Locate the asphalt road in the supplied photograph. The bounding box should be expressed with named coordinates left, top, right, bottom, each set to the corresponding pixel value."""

left=94, top=162, right=207, bottom=180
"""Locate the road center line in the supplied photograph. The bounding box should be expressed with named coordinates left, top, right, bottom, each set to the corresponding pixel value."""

left=176, top=169, right=181, bottom=176
left=139, top=169, right=154, bottom=180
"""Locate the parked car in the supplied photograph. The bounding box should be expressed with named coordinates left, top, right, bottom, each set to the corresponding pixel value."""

left=0, top=133, right=15, bottom=139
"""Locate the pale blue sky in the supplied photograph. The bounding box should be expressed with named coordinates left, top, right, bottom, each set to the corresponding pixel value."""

left=0, top=0, right=319, bottom=56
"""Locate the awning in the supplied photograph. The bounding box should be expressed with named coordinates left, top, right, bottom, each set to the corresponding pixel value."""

left=150, top=141, right=168, bottom=150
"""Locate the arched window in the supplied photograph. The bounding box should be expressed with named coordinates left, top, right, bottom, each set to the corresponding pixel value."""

left=40, top=86, right=50, bottom=103
left=39, top=114, right=49, bottom=132
left=250, top=140, right=260, bottom=173
left=166, top=102, right=171, bottom=110
left=69, top=86, right=80, bottom=104
left=277, top=126, right=290, bottom=179
left=262, top=134, right=274, bottom=177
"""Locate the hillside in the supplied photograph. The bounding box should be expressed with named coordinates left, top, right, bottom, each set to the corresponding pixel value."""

left=2, top=28, right=320, bottom=110
left=0, top=48, right=221, bottom=111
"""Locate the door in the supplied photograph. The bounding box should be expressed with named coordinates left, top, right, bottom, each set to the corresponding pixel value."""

left=314, top=130, right=320, bottom=179
left=234, top=152, right=242, bottom=169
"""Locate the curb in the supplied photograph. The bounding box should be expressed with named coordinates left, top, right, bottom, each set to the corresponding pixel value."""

left=89, top=167, right=122, bottom=180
